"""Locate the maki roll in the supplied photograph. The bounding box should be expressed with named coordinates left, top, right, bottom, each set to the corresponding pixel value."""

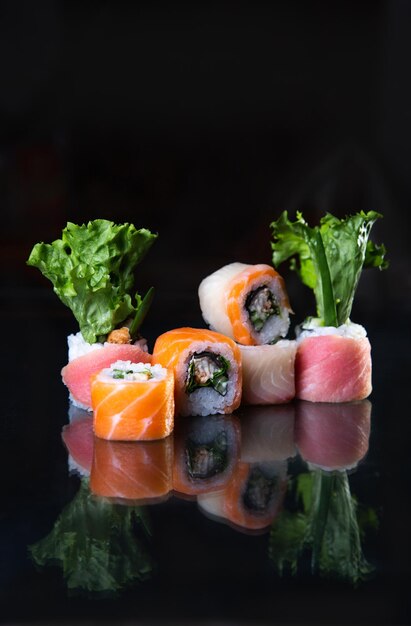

left=152, top=327, right=242, bottom=417
left=238, top=405, right=296, bottom=462
left=239, top=340, right=297, bottom=405
left=91, top=360, right=174, bottom=441
left=90, top=436, right=173, bottom=504
left=295, top=323, right=372, bottom=403
left=172, top=415, right=240, bottom=498
left=295, top=399, right=372, bottom=470
left=198, top=262, right=292, bottom=345
left=62, top=338, right=151, bottom=411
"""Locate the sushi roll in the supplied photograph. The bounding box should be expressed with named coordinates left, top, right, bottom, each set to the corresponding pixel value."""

left=91, top=360, right=174, bottom=441
left=295, top=400, right=372, bottom=471
left=152, top=327, right=242, bottom=417
left=172, top=414, right=240, bottom=498
left=198, top=406, right=291, bottom=533
left=62, top=333, right=152, bottom=411
left=239, top=340, right=297, bottom=405
left=238, top=404, right=296, bottom=462
left=295, top=322, right=372, bottom=403
left=198, top=461, right=287, bottom=533
left=90, top=436, right=173, bottom=504
left=61, top=407, right=94, bottom=477
left=198, top=262, right=292, bottom=345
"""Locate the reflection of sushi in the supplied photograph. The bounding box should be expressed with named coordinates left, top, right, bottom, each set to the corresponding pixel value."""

left=198, top=461, right=287, bottom=533
left=238, top=405, right=296, bottom=462
left=295, top=324, right=372, bottom=403
left=239, top=341, right=296, bottom=405
left=173, top=415, right=240, bottom=498
left=90, top=436, right=173, bottom=505
left=152, top=327, right=242, bottom=417
left=62, top=338, right=152, bottom=411
left=61, top=407, right=94, bottom=476
left=295, top=400, right=372, bottom=470
left=91, top=361, right=174, bottom=441
left=198, top=262, right=292, bottom=345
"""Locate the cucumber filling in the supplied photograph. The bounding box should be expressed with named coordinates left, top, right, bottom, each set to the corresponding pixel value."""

left=185, top=431, right=228, bottom=479
left=185, top=351, right=229, bottom=396
left=246, top=286, right=280, bottom=332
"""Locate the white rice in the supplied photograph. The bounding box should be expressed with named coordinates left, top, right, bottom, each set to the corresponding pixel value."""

left=67, top=331, right=148, bottom=362
left=297, top=319, right=367, bottom=342
left=175, top=341, right=241, bottom=417
left=97, top=360, right=167, bottom=383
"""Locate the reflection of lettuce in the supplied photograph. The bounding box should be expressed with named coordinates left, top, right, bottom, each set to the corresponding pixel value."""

left=29, top=480, right=153, bottom=594
left=269, top=470, right=377, bottom=585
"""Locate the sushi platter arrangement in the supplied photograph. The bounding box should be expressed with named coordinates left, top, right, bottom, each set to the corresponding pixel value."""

left=24, top=213, right=386, bottom=593
left=27, top=211, right=387, bottom=443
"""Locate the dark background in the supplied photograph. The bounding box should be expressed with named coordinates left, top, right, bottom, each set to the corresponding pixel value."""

left=1, top=0, right=410, bottom=335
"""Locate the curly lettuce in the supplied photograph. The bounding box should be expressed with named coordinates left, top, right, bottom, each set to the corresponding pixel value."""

left=27, top=220, right=157, bottom=343
left=271, top=211, right=388, bottom=326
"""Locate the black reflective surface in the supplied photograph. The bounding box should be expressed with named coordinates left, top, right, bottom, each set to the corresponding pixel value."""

left=1, top=295, right=410, bottom=625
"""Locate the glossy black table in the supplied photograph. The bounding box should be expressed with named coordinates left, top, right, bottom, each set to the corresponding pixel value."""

left=1, top=289, right=410, bottom=626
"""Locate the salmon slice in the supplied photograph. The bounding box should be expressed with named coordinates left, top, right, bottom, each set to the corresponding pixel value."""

left=62, top=343, right=152, bottom=410
left=199, top=263, right=292, bottom=346
left=152, top=327, right=242, bottom=417
left=295, top=334, right=372, bottom=402
left=172, top=414, right=241, bottom=498
left=91, top=364, right=174, bottom=441
left=90, top=436, right=173, bottom=503
left=295, top=400, right=372, bottom=470
left=239, top=341, right=296, bottom=405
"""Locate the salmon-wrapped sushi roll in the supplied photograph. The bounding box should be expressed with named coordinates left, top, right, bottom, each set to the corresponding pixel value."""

left=295, top=322, right=372, bottom=403
left=173, top=415, right=240, bottom=498
left=198, top=461, right=287, bottom=533
left=90, top=436, right=173, bottom=504
left=198, top=262, right=292, bottom=345
left=91, top=360, right=174, bottom=441
left=152, top=327, right=242, bottom=417
left=239, top=340, right=297, bottom=405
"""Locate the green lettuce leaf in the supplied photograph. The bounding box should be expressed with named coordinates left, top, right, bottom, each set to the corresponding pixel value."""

left=27, top=220, right=157, bottom=343
left=29, top=479, right=153, bottom=594
left=269, top=470, right=376, bottom=585
left=271, top=210, right=388, bottom=326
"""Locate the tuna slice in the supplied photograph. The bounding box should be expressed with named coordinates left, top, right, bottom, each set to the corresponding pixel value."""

left=295, top=399, right=372, bottom=470
left=239, top=340, right=296, bottom=405
left=61, top=343, right=152, bottom=410
left=61, top=412, right=94, bottom=476
left=295, top=335, right=372, bottom=403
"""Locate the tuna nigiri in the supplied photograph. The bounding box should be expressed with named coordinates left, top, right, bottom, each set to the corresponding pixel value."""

left=199, top=262, right=292, bottom=345
left=152, top=327, right=242, bottom=417
left=91, top=360, right=174, bottom=441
